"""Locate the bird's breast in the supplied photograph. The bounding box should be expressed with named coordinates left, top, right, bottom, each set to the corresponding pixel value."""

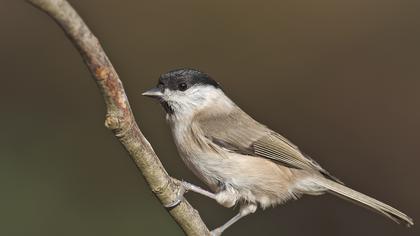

left=169, top=120, right=226, bottom=189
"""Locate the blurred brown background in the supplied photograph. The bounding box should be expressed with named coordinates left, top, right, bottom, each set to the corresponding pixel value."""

left=1, top=0, right=419, bottom=235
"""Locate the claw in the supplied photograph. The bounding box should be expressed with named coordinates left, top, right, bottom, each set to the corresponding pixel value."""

left=164, top=196, right=183, bottom=208
left=164, top=181, right=188, bottom=208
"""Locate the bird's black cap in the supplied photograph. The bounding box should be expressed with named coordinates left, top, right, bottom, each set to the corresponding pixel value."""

left=158, top=68, right=220, bottom=92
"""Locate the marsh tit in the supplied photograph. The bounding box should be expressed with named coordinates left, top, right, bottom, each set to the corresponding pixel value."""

left=142, top=68, right=413, bottom=235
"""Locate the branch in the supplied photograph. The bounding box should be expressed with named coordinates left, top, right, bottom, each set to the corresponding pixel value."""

left=26, top=0, right=211, bottom=235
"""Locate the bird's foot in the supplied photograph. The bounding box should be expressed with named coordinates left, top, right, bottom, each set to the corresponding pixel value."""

left=164, top=180, right=189, bottom=208
left=164, top=180, right=217, bottom=208
left=210, top=227, right=223, bottom=236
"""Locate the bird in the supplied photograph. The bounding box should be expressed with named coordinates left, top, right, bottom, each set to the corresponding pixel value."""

left=142, top=68, right=413, bottom=235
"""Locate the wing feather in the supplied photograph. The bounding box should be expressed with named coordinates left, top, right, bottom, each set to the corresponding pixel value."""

left=194, top=106, right=341, bottom=183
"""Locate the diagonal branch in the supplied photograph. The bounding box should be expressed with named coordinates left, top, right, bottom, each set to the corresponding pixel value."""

left=26, top=0, right=211, bottom=235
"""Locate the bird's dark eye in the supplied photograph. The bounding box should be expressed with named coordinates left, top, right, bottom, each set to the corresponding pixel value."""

left=178, top=82, right=188, bottom=91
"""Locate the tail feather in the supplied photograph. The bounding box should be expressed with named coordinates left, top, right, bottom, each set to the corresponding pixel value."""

left=312, top=177, right=414, bottom=227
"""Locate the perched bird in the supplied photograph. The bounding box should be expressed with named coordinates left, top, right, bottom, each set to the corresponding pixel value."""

left=142, top=68, right=413, bottom=235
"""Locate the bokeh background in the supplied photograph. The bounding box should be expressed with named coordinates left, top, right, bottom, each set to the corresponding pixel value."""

left=1, top=0, right=419, bottom=235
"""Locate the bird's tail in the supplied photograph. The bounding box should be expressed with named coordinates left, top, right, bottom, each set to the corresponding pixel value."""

left=311, top=177, right=413, bottom=227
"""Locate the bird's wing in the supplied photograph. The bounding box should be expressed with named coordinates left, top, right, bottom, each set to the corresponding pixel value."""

left=194, top=107, right=341, bottom=183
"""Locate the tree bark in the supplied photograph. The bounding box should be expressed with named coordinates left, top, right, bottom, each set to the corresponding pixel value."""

left=26, top=0, right=211, bottom=235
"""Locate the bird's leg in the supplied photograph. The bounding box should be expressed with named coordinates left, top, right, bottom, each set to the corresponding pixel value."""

left=165, top=181, right=239, bottom=208
left=211, top=203, right=257, bottom=236
left=165, top=181, right=217, bottom=208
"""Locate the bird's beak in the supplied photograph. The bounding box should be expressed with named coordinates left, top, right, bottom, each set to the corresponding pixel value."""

left=142, top=87, right=163, bottom=99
